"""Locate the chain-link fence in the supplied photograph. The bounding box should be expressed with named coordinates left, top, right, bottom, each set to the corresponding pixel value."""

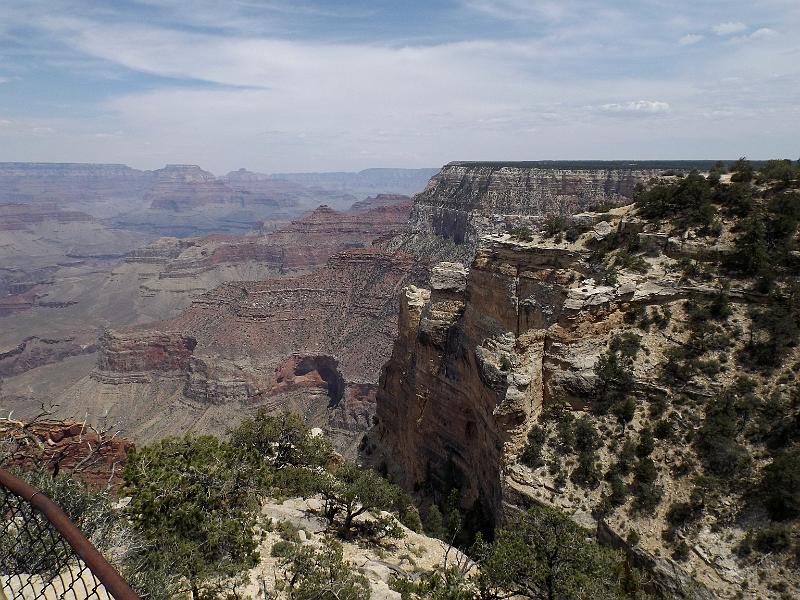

left=0, top=469, right=138, bottom=600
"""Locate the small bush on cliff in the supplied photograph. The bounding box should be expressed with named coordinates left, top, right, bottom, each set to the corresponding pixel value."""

left=474, top=505, right=647, bottom=599
left=593, top=334, right=638, bottom=415
left=762, top=449, right=800, bottom=520
left=509, top=226, right=533, bottom=242
left=520, top=424, right=547, bottom=469
left=229, top=409, right=332, bottom=471
left=696, top=386, right=753, bottom=482
left=636, top=170, right=716, bottom=229
left=730, top=157, right=754, bottom=183
left=316, top=462, right=405, bottom=540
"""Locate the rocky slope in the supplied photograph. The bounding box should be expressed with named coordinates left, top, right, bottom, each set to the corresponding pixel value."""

left=371, top=166, right=800, bottom=599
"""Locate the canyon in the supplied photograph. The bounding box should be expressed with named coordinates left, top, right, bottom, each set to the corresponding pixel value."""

left=2, top=160, right=796, bottom=599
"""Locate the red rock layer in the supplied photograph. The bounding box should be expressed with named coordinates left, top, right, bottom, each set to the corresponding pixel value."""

left=0, top=419, right=134, bottom=488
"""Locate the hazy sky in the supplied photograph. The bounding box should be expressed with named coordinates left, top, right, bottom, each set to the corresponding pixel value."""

left=0, top=0, right=798, bottom=173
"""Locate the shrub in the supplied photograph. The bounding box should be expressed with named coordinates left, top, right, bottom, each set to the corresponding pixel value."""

left=476, top=505, right=646, bottom=599
left=633, top=457, right=662, bottom=511
left=696, top=391, right=752, bottom=481
left=762, top=449, right=800, bottom=520
left=653, top=419, right=674, bottom=440
left=123, top=435, right=261, bottom=600
left=673, top=541, right=691, bottom=561
left=423, top=505, right=446, bottom=540
left=317, top=462, right=405, bottom=540
left=520, top=425, right=547, bottom=469
left=509, top=226, right=533, bottom=241
left=636, top=427, right=655, bottom=458
left=276, top=538, right=370, bottom=600
left=753, top=525, right=793, bottom=554
left=229, top=409, right=332, bottom=470
left=730, top=157, right=754, bottom=183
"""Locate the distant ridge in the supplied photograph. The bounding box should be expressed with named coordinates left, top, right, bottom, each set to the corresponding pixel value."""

left=447, top=160, right=763, bottom=169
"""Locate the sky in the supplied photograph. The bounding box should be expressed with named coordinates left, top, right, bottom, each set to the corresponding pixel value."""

left=0, top=0, right=798, bottom=174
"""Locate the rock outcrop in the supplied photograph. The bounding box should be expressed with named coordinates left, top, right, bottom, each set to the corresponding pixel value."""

left=0, top=419, right=133, bottom=488
left=398, top=162, right=663, bottom=261
left=371, top=229, right=717, bottom=595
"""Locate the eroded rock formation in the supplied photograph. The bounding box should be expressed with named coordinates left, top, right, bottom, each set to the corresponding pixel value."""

left=396, top=162, right=662, bottom=262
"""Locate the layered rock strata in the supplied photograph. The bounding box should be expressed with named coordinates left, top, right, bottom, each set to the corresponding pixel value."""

left=80, top=247, right=417, bottom=452
left=371, top=227, right=733, bottom=598
left=398, top=162, right=666, bottom=261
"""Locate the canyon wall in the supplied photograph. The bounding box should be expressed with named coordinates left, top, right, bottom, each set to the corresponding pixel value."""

left=398, top=162, right=662, bottom=262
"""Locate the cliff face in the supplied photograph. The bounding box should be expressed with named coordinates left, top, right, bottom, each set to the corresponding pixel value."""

left=373, top=244, right=591, bottom=529
left=372, top=188, right=800, bottom=599
left=401, top=162, right=660, bottom=260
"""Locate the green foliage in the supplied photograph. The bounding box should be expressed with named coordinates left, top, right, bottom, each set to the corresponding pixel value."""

left=762, top=449, right=800, bottom=520
left=519, top=424, right=547, bottom=469
left=636, top=170, right=716, bottom=229
left=730, top=214, right=772, bottom=281
left=752, top=525, right=794, bottom=554
left=316, top=462, right=405, bottom=540
left=632, top=457, right=662, bottom=512
left=666, top=500, right=701, bottom=526
left=544, top=214, right=568, bottom=238
left=696, top=385, right=753, bottom=481
left=509, top=226, right=533, bottom=242
left=390, top=567, right=474, bottom=600
left=229, top=409, right=332, bottom=471
left=730, top=157, right=754, bottom=183
left=475, top=505, right=642, bottom=599
left=395, top=489, right=423, bottom=532
left=276, top=538, right=370, bottom=600
left=612, top=397, right=637, bottom=432
left=745, top=285, right=800, bottom=368
left=714, top=181, right=754, bottom=216
left=123, top=435, right=261, bottom=599
left=423, top=505, right=446, bottom=539
left=593, top=333, right=638, bottom=415
left=635, top=427, right=655, bottom=458
left=672, top=541, right=691, bottom=562
left=758, top=159, right=795, bottom=186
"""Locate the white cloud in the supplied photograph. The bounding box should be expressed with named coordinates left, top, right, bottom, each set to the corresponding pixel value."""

left=678, top=34, right=704, bottom=46
left=461, top=0, right=568, bottom=21
left=597, top=100, right=671, bottom=115
left=749, top=27, right=778, bottom=39
left=0, top=119, right=13, bottom=126
left=713, top=21, right=747, bottom=35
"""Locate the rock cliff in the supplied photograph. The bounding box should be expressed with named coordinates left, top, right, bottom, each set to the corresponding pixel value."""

left=396, top=162, right=663, bottom=262
left=372, top=186, right=800, bottom=599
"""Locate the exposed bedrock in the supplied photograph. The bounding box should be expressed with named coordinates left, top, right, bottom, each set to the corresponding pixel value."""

left=401, top=162, right=661, bottom=260
left=97, top=330, right=197, bottom=373
left=271, top=354, right=346, bottom=405
left=0, top=419, right=134, bottom=488
left=84, top=247, right=415, bottom=453
left=371, top=231, right=728, bottom=596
